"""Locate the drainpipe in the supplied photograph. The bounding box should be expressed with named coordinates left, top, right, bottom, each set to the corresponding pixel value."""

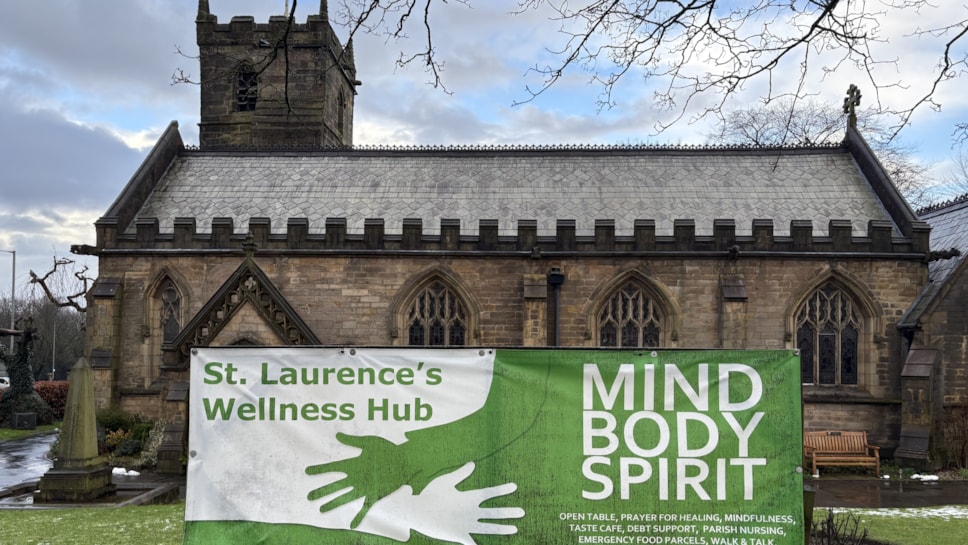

left=547, top=267, right=565, bottom=346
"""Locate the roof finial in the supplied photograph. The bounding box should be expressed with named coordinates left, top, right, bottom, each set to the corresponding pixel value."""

left=242, top=235, right=258, bottom=259
left=843, top=84, right=861, bottom=128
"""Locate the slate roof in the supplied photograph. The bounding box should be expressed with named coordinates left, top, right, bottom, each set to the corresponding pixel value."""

left=920, top=195, right=968, bottom=283
left=897, top=195, right=968, bottom=329
left=127, top=145, right=897, bottom=238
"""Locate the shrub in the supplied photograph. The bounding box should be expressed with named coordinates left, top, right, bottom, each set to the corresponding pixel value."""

left=47, top=433, right=60, bottom=463
left=131, top=422, right=155, bottom=443
left=0, top=391, right=54, bottom=426
left=34, top=381, right=69, bottom=419
left=138, top=419, right=168, bottom=469
left=811, top=510, right=871, bottom=545
left=942, top=404, right=968, bottom=469
left=105, top=428, right=132, bottom=451
left=97, top=407, right=141, bottom=433
left=114, top=439, right=143, bottom=457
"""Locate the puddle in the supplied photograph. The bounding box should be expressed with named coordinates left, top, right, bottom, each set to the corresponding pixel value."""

left=0, top=432, right=57, bottom=489
left=814, top=479, right=968, bottom=509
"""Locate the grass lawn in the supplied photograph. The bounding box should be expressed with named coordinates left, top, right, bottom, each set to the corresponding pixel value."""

left=0, top=422, right=60, bottom=442
left=1, top=505, right=965, bottom=545
left=833, top=507, right=968, bottom=545
left=0, top=503, right=185, bottom=545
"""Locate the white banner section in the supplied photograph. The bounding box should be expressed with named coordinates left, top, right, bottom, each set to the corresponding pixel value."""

left=186, top=347, right=495, bottom=530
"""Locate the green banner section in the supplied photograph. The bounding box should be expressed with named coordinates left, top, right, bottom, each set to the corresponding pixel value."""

left=185, top=348, right=804, bottom=545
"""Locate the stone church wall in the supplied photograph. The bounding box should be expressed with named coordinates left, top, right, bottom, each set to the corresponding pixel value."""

left=88, top=251, right=923, bottom=448
left=921, top=277, right=968, bottom=406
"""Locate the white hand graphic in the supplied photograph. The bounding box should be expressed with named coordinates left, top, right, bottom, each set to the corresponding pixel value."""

left=356, top=462, right=525, bottom=545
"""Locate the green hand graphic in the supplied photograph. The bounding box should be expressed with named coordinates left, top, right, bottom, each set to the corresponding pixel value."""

left=306, top=432, right=434, bottom=528
left=306, top=354, right=552, bottom=530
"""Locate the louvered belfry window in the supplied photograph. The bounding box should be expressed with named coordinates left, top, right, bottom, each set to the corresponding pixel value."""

left=236, top=66, right=258, bottom=112
left=796, top=283, right=861, bottom=385
left=599, top=282, right=662, bottom=348
left=406, top=281, right=467, bottom=346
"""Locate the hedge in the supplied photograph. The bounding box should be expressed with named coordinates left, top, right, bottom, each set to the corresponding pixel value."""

left=34, top=381, right=69, bottom=420
left=0, top=381, right=69, bottom=420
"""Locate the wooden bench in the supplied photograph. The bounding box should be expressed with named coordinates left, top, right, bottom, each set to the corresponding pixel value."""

left=803, top=430, right=880, bottom=476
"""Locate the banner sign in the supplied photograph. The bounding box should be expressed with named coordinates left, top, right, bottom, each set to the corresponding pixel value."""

left=185, top=348, right=804, bottom=545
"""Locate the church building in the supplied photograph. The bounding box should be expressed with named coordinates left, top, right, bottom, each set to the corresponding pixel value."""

left=81, top=1, right=946, bottom=469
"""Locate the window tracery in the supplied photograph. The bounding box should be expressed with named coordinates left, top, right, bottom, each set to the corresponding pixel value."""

left=406, top=280, right=467, bottom=346
left=598, top=282, right=662, bottom=348
left=795, top=283, right=861, bottom=385
left=160, top=279, right=181, bottom=345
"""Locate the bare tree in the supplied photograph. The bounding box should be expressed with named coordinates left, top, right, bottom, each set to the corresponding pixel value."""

left=940, top=147, right=968, bottom=198
left=709, top=98, right=847, bottom=147
left=333, top=1, right=965, bottom=136
left=13, top=257, right=92, bottom=380
left=708, top=98, right=933, bottom=207
left=28, top=257, right=92, bottom=313
left=25, top=298, right=85, bottom=380
left=171, top=2, right=966, bottom=140
left=956, top=123, right=968, bottom=146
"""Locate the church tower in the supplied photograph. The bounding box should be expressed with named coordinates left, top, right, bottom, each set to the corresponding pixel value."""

left=195, top=1, right=359, bottom=149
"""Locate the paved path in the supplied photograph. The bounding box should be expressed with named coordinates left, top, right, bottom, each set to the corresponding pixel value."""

left=0, top=432, right=57, bottom=489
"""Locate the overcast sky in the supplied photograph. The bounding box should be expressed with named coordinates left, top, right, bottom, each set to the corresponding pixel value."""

left=1, top=0, right=966, bottom=303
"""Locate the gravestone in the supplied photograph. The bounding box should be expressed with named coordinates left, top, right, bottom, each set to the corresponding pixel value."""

left=34, top=357, right=116, bottom=502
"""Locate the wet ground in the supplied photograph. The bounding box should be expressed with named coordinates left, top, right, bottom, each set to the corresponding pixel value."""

left=813, top=477, right=968, bottom=508
left=1, top=432, right=183, bottom=508
left=1, top=432, right=967, bottom=509
left=0, top=431, right=56, bottom=489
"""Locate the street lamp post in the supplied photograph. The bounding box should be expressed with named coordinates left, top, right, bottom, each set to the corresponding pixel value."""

left=1, top=249, right=14, bottom=353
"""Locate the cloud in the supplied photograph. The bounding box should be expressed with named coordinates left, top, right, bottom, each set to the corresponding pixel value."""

left=0, top=0, right=965, bottom=290
left=0, top=105, right=144, bottom=209
left=0, top=82, right=144, bottom=291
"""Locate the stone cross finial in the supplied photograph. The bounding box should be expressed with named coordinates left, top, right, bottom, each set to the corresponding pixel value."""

left=843, top=84, right=861, bottom=127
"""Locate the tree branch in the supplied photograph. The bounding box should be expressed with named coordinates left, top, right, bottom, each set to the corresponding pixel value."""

left=28, top=258, right=92, bottom=313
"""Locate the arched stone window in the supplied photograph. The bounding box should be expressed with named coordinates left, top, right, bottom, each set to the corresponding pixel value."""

left=159, top=278, right=181, bottom=345
left=795, top=283, right=862, bottom=385
left=598, top=281, right=663, bottom=348
left=142, top=272, right=189, bottom=382
left=405, top=280, right=468, bottom=346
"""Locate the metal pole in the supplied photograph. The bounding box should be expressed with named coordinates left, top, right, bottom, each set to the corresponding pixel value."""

left=1, top=249, right=13, bottom=353
left=8, top=250, right=13, bottom=353
left=52, top=317, right=56, bottom=380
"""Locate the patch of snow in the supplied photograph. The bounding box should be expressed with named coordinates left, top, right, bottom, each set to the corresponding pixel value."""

left=839, top=506, right=968, bottom=520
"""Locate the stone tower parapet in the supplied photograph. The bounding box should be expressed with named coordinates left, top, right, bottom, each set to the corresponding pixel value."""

left=196, top=1, right=358, bottom=149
